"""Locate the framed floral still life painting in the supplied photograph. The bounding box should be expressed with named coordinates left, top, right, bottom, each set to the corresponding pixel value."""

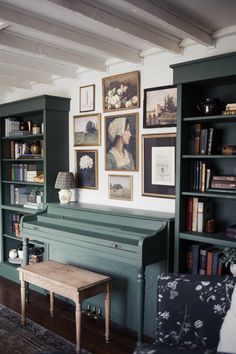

left=108, top=175, right=133, bottom=201
left=75, top=149, right=98, bottom=189
left=74, top=113, right=101, bottom=146
left=143, top=85, right=177, bottom=128
left=79, top=84, right=95, bottom=112
left=103, top=71, right=140, bottom=112
left=105, top=113, right=139, bottom=171
left=142, top=133, right=176, bottom=198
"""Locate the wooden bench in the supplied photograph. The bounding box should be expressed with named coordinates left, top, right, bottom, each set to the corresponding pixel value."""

left=18, top=260, right=111, bottom=353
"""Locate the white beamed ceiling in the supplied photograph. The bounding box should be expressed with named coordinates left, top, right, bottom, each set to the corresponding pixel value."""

left=0, top=0, right=236, bottom=95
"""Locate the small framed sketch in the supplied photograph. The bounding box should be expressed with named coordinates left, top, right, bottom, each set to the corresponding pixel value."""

left=79, top=84, right=95, bottom=112
left=103, top=71, right=140, bottom=112
left=75, top=149, right=98, bottom=189
left=108, top=175, right=133, bottom=201
left=143, top=85, right=177, bottom=128
left=142, top=133, right=176, bottom=198
left=74, top=113, right=101, bottom=146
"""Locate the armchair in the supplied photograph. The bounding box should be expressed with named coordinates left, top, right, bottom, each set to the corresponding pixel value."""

left=134, top=273, right=236, bottom=354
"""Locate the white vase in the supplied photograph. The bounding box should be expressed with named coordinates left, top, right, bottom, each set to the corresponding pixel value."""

left=230, top=263, right=236, bottom=276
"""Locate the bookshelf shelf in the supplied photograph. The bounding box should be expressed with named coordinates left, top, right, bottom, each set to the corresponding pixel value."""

left=0, top=95, right=70, bottom=278
left=171, top=52, right=236, bottom=275
left=182, top=155, right=236, bottom=159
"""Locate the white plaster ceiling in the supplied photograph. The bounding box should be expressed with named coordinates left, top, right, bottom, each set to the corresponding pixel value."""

left=0, top=0, right=235, bottom=95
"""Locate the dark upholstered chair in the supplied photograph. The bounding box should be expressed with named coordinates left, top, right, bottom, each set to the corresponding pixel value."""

left=134, top=273, right=236, bottom=354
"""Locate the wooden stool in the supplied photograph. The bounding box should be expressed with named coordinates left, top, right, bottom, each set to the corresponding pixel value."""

left=18, top=260, right=111, bottom=353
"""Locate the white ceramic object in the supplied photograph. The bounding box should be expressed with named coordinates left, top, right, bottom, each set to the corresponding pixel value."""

left=18, top=250, right=23, bottom=260
left=9, top=249, right=18, bottom=259
left=230, top=263, right=236, bottom=277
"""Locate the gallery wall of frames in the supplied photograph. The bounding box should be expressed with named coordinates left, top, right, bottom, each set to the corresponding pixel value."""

left=73, top=69, right=177, bottom=207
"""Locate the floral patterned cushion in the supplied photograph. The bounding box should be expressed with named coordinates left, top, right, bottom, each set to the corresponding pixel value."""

left=156, top=273, right=236, bottom=350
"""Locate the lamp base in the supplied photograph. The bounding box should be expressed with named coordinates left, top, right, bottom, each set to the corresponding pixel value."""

left=58, top=189, right=72, bottom=204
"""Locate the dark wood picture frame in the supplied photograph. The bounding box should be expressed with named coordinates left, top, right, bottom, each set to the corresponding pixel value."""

left=75, top=149, right=98, bottom=189
left=143, top=85, right=177, bottom=128
left=142, top=133, right=176, bottom=198
left=79, top=84, right=95, bottom=113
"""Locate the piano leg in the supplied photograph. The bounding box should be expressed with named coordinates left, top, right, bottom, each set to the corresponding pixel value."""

left=23, top=237, right=30, bottom=303
left=137, top=266, right=145, bottom=344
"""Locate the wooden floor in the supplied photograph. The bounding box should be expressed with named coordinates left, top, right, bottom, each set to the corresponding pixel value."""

left=0, top=275, right=151, bottom=354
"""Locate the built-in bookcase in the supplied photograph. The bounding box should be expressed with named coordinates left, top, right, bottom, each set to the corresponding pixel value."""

left=171, top=52, right=236, bottom=275
left=0, top=95, right=70, bottom=281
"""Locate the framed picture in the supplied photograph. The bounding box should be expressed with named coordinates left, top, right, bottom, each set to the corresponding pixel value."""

left=79, top=84, right=95, bottom=112
left=103, top=71, right=140, bottom=112
left=143, top=85, right=177, bottom=128
left=73, top=113, right=101, bottom=146
left=75, top=149, right=98, bottom=189
left=105, top=113, right=139, bottom=171
left=142, top=133, right=176, bottom=198
left=108, top=175, right=133, bottom=201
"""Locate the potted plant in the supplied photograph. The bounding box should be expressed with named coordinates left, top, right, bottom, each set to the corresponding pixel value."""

left=222, top=247, right=236, bottom=276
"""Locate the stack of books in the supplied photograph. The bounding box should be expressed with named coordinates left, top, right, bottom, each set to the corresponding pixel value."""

left=226, top=224, right=236, bottom=239
left=207, top=175, right=236, bottom=192
left=223, top=103, right=236, bottom=115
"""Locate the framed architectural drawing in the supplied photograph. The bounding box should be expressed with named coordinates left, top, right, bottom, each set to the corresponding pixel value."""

left=143, top=85, right=177, bottom=128
left=79, top=84, right=95, bottom=112
left=142, top=133, right=176, bottom=198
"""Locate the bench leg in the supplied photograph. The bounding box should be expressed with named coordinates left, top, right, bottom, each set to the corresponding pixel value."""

left=50, top=291, right=55, bottom=317
left=105, top=282, right=110, bottom=343
left=20, top=279, right=26, bottom=326
left=75, top=300, right=82, bottom=353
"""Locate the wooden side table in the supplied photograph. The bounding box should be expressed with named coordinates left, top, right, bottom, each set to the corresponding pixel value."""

left=18, top=260, right=111, bottom=353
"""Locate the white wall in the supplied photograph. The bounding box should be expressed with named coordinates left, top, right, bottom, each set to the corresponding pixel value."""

left=3, top=34, right=236, bottom=213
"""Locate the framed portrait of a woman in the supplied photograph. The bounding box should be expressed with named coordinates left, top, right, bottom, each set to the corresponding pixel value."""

left=105, top=113, right=139, bottom=171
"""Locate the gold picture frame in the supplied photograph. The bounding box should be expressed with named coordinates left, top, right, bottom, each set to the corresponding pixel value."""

left=102, top=71, right=140, bottom=112
left=108, top=174, right=133, bottom=201
left=142, top=133, right=176, bottom=198
left=73, top=113, right=101, bottom=146
left=75, top=149, right=98, bottom=189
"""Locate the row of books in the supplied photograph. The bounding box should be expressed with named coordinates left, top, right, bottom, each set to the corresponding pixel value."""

left=5, top=117, right=20, bottom=137
left=186, top=244, right=225, bottom=275
left=186, top=197, right=212, bottom=232
left=10, top=163, right=40, bottom=182
left=11, top=141, right=42, bottom=159
left=189, top=124, right=221, bottom=155
left=9, top=212, right=24, bottom=237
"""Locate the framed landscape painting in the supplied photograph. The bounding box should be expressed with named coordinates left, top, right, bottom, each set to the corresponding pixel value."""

left=74, top=113, right=101, bottom=146
left=103, top=71, right=140, bottom=112
left=143, top=85, right=177, bottom=128
left=75, top=149, right=98, bottom=189
left=79, top=84, right=95, bottom=112
left=142, top=133, right=176, bottom=198
left=108, top=175, right=133, bottom=201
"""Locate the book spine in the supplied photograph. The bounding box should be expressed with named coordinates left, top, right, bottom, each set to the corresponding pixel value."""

left=211, top=181, right=236, bottom=189
left=186, top=197, right=193, bottom=231
left=199, top=248, right=207, bottom=275
left=191, top=244, right=200, bottom=275
left=207, top=128, right=214, bottom=155
left=192, top=197, right=198, bottom=232
left=212, top=175, right=236, bottom=182
left=194, top=123, right=201, bottom=155
left=200, top=128, right=208, bottom=155
left=201, top=162, right=206, bottom=192
left=197, top=201, right=204, bottom=232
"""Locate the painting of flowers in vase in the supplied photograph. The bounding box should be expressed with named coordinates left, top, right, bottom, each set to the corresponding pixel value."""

left=102, top=71, right=140, bottom=112
left=75, top=150, right=98, bottom=189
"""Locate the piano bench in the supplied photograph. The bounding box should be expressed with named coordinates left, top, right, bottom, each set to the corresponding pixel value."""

left=18, top=260, right=112, bottom=353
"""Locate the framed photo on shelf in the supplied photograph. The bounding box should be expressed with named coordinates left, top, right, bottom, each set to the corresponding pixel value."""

left=143, top=85, right=177, bottom=128
left=75, top=149, right=98, bottom=189
left=102, top=71, right=140, bottom=112
left=108, top=175, right=133, bottom=201
left=79, top=84, right=95, bottom=112
left=104, top=113, right=139, bottom=171
left=142, top=133, right=176, bottom=198
left=73, top=113, right=101, bottom=146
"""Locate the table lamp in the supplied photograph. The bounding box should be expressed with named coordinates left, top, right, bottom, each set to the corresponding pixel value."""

left=54, top=172, right=76, bottom=204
